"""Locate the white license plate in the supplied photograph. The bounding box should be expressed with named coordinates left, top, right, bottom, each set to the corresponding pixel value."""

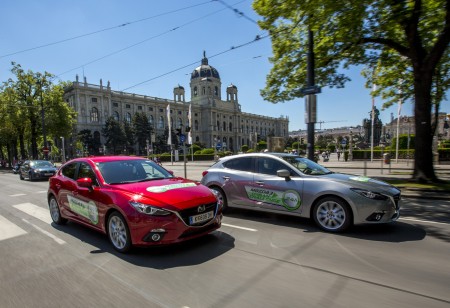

left=189, top=211, right=213, bottom=224
left=44, top=173, right=53, bottom=176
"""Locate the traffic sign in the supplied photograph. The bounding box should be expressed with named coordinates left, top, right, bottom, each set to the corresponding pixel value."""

left=301, top=85, right=321, bottom=95
left=42, top=147, right=49, bottom=153
left=180, top=134, right=186, bottom=143
left=216, top=142, right=222, bottom=150
left=341, top=139, right=347, bottom=145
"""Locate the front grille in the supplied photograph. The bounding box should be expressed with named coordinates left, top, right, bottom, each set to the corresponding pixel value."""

left=178, top=202, right=217, bottom=226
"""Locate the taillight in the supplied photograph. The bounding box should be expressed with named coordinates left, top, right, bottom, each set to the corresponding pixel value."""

left=202, top=171, right=208, bottom=177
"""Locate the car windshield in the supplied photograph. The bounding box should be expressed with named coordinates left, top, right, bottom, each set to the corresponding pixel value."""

left=280, top=156, right=332, bottom=175
left=97, top=159, right=174, bottom=184
left=31, top=161, right=54, bottom=168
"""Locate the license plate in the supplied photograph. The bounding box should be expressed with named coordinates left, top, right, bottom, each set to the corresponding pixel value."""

left=44, top=173, right=53, bottom=176
left=189, top=211, right=213, bottom=224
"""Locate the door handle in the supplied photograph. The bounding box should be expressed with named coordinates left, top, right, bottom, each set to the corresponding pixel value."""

left=222, top=176, right=230, bottom=181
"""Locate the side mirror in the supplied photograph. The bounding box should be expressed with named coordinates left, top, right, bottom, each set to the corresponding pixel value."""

left=77, top=177, right=93, bottom=189
left=277, top=169, right=291, bottom=179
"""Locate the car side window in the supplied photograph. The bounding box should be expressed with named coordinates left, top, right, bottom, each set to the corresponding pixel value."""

left=256, top=158, right=282, bottom=176
left=77, top=162, right=99, bottom=186
left=61, top=163, right=77, bottom=180
left=223, top=157, right=253, bottom=172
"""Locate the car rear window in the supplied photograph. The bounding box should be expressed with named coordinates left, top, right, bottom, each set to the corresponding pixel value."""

left=223, top=157, right=253, bottom=172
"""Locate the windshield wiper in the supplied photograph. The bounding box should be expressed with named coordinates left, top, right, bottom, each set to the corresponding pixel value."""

left=135, top=177, right=165, bottom=182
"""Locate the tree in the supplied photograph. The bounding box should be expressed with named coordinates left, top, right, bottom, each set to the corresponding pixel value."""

left=102, top=117, right=126, bottom=154
left=253, top=0, right=450, bottom=182
left=1, top=63, right=76, bottom=160
left=133, top=112, right=152, bottom=155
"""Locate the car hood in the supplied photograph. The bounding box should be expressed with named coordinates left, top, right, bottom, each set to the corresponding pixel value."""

left=110, top=177, right=216, bottom=209
left=321, top=173, right=401, bottom=195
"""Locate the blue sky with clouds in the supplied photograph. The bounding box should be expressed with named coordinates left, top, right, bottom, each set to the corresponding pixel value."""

left=1, top=0, right=447, bottom=131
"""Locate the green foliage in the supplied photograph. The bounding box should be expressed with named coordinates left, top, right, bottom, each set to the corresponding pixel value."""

left=252, top=0, right=450, bottom=181
left=201, top=148, right=215, bottom=154
left=241, top=144, right=249, bottom=152
left=257, top=140, right=267, bottom=151
left=390, top=134, right=415, bottom=150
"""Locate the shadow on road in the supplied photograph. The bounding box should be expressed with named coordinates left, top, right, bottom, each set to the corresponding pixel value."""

left=51, top=222, right=235, bottom=269
left=224, top=208, right=428, bottom=243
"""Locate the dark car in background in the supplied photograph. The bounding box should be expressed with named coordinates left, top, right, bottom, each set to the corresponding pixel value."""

left=201, top=153, right=401, bottom=232
left=19, top=160, right=58, bottom=181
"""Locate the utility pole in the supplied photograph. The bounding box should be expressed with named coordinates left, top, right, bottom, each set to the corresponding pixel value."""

left=38, top=80, right=49, bottom=160
left=302, top=29, right=320, bottom=161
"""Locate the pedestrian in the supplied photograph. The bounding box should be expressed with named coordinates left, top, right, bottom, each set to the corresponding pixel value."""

left=337, top=151, right=341, bottom=161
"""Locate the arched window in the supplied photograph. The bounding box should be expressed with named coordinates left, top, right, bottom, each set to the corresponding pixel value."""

left=194, top=87, right=198, bottom=96
left=148, top=115, right=153, bottom=125
left=195, top=120, right=199, bottom=131
left=90, top=107, right=99, bottom=122
left=229, top=122, right=233, bottom=132
left=217, top=121, right=220, bottom=131
left=113, top=111, right=119, bottom=121
left=223, top=121, right=226, bottom=132
left=158, top=116, right=164, bottom=129
left=125, top=112, right=131, bottom=123
left=178, top=117, right=183, bottom=128
left=202, top=87, right=206, bottom=95
left=214, top=86, right=218, bottom=96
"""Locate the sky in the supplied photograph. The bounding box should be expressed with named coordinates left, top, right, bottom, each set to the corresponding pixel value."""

left=1, top=0, right=448, bottom=132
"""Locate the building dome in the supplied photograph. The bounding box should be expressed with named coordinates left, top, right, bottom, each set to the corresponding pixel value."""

left=191, top=52, right=220, bottom=80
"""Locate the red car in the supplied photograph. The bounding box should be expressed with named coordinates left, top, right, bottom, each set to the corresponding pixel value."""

left=47, top=156, right=222, bottom=253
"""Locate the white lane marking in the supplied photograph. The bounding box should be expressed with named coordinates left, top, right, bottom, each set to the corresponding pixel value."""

left=222, top=223, right=257, bottom=232
left=36, top=190, right=47, bottom=194
left=9, top=194, right=26, bottom=197
left=0, top=214, right=27, bottom=241
left=400, top=217, right=450, bottom=226
left=22, top=219, right=66, bottom=245
left=13, top=203, right=52, bottom=224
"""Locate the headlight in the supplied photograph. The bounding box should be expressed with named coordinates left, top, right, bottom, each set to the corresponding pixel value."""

left=350, top=188, right=388, bottom=200
left=129, top=201, right=171, bottom=216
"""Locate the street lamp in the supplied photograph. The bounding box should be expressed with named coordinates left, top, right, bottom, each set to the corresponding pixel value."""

left=60, top=137, right=65, bottom=163
left=349, top=130, right=353, bottom=161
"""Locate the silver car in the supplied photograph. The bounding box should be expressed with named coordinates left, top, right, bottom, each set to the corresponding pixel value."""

left=201, top=153, right=401, bottom=232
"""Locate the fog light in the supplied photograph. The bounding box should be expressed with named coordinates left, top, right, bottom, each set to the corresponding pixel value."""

left=144, top=229, right=166, bottom=242
left=366, top=212, right=385, bottom=222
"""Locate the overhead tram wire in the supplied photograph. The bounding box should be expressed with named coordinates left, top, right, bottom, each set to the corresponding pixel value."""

left=54, top=6, right=233, bottom=80
left=122, top=33, right=270, bottom=92
left=215, top=0, right=258, bottom=24
left=0, top=0, right=213, bottom=59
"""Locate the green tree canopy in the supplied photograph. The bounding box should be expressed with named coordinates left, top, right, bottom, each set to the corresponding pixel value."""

left=253, top=0, right=450, bottom=182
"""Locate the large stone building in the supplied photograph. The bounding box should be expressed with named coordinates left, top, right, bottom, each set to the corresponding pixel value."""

left=63, top=53, right=289, bottom=154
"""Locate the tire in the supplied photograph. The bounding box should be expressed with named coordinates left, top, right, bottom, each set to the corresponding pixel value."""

left=312, top=197, right=352, bottom=232
left=48, top=196, right=68, bottom=225
left=107, top=211, right=132, bottom=253
left=29, top=171, right=34, bottom=181
left=19, top=172, right=24, bottom=180
left=211, top=186, right=228, bottom=212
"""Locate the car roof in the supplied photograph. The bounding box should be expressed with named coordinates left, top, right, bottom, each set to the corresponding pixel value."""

left=66, top=156, right=147, bottom=164
left=219, top=152, right=301, bottom=161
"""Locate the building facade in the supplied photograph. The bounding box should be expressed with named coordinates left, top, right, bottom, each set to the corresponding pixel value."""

left=63, top=54, right=289, bottom=154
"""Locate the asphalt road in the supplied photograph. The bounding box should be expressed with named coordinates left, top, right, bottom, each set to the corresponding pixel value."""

left=1, top=172, right=449, bottom=308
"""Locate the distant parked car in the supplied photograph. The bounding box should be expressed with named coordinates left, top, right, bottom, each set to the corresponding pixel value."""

left=47, top=156, right=223, bottom=253
left=19, top=160, right=57, bottom=181
left=201, top=153, right=401, bottom=232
